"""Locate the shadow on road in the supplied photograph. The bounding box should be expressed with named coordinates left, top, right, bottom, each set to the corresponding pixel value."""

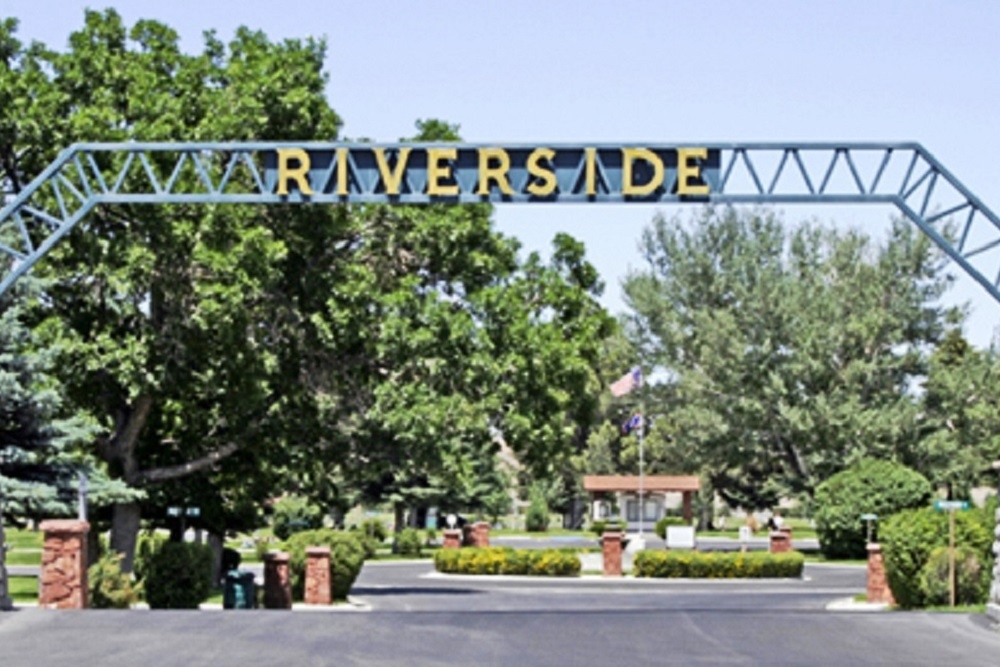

left=350, top=586, right=484, bottom=597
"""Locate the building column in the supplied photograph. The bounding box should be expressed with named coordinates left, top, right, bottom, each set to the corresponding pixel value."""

left=263, top=551, right=292, bottom=609
left=304, top=547, right=331, bottom=605
left=601, top=531, right=624, bottom=577
left=866, top=543, right=895, bottom=605
left=39, top=520, right=90, bottom=609
left=442, top=529, right=462, bottom=549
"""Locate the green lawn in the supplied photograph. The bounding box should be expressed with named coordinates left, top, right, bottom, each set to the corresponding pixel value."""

left=4, top=550, right=41, bottom=566
left=3, top=528, right=43, bottom=550
left=8, top=576, right=38, bottom=603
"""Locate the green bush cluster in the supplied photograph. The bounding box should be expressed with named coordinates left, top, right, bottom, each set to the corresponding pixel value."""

left=525, top=493, right=549, bottom=532
left=589, top=519, right=627, bottom=536
left=813, top=459, right=932, bottom=559
left=434, top=547, right=581, bottom=576
left=918, top=545, right=987, bottom=607
left=654, top=516, right=689, bottom=539
left=396, top=527, right=423, bottom=557
left=283, top=529, right=366, bottom=601
left=633, top=550, right=805, bottom=579
left=88, top=553, right=143, bottom=609
left=880, top=505, right=993, bottom=609
left=142, top=541, right=214, bottom=609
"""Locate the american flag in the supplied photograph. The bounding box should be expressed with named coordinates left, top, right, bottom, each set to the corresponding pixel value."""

left=610, top=367, right=642, bottom=397
left=622, top=413, right=643, bottom=435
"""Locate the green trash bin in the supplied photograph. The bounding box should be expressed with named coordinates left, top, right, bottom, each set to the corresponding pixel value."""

left=223, top=570, right=256, bottom=609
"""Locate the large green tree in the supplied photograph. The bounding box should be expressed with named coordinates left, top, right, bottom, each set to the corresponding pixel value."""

left=1, top=10, right=343, bottom=568
left=622, top=207, right=960, bottom=509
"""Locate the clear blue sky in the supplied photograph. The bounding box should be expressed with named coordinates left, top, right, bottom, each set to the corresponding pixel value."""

left=9, top=1, right=1000, bottom=346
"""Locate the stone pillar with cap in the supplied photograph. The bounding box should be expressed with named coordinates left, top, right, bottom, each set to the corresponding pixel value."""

left=304, top=546, right=331, bottom=605
left=866, top=543, right=895, bottom=605
left=263, top=551, right=292, bottom=609
left=39, top=519, right=90, bottom=609
left=601, top=531, right=624, bottom=577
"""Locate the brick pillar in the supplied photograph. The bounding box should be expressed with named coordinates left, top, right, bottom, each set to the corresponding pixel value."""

left=866, top=543, right=895, bottom=605
left=769, top=530, right=791, bottom=554
left=472, top=522, right=490, bottom=548
left=682, top=492, right=693, bottom=523
left=442, top=529, right=463, bottom=549
left=263, top=552, right=292, bottom=609
left=39, top=520, right=90, bottom=610
left=304, top=547, right=331, bottom=605
left=601, top=531, right=623, bottom=577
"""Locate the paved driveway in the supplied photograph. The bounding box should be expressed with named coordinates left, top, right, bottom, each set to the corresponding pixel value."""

left=3, top=561, right=998, bottom=666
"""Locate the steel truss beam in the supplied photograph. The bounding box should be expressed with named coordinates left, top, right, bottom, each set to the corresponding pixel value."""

left=2, top=142, right=1000, bottom=304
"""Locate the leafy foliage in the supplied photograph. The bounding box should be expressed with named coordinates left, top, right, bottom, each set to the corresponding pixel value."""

left=434, top=547, right=580, bottom=576
left=142, top=541, right=214, bottom=609
left=271, top=495, right=323, bottom=541
left=633, top=550, right=804, bottom=578
left=88, top=552, right=143, bottom=609
left=283, top=529, right=366, bottom=601
left=525, top=485, right=550, bottom=532
left=880, top=506, right=993, bottom=609
left=396, top=527, right=423, bottom=557
left=918, top=545, right=988, bottom=606
left=622, top=207, right=959, bottom=509
left=812, top=459, right=931, bottom=559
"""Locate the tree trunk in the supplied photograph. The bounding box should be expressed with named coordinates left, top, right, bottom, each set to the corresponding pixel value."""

left=208, top=532, right=224, bottom=588
left=392, top=503, right=405, bottom=554
left=110, top=502, right=141, bottom=573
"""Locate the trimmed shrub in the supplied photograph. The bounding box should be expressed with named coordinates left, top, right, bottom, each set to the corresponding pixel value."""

left=918, top=545, right=987, bottom=607
left=654, top=516, right=688, bottom=539
left=272, top=494, right=324, bottom=541
left=396, top=527, right=423, bottom=557
left=525, top=492, right=549, bottom=532
left=142, top=541, right=214, bottom=609
left=633, top=550, right=805, bottom=579
left=89, top=553, right=143, bottom=609
left=434, top=547, right=581, bottom=576
left=589, top=519, right=627, bottom=536
left=813, top=459, right=931, bottom=559
left=284, top=529, right=366, bottom=601
left=360, top=518, right=388, bottom=542
left=881, top=506, right=993, bottom=609
left=133, top=531, right=168, bottom=583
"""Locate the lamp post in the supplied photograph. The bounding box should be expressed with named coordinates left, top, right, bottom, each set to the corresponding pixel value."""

left=0, top=466, right=11, bottom=610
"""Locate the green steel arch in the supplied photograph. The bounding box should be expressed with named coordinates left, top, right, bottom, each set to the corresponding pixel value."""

left=2, top=141, right=1000, bottom=303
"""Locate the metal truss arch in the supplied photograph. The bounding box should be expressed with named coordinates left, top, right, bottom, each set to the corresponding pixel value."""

left=2, top=141, right=1000, bottom=304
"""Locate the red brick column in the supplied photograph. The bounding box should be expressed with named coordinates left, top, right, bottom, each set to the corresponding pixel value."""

left=304, top=547, right=332, bottom=605
left=601, top=531, right=623, bottom=577
left=39, top=520, right=90, bottom=609
left=472, top=522, right=490, bottom=548
left=769, top=530, right=791, bottom=554
left=442, top=529, right=462, bottom=549
left=866, top=543, right=895, bottom=605
left=263, top=552, right=292, bottom=609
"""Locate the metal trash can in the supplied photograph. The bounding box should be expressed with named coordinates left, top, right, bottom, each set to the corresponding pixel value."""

left=223, top=570, right=256, bottom=609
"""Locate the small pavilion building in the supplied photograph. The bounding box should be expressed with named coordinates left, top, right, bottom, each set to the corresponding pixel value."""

left=583, top=475, right=701, bottom=525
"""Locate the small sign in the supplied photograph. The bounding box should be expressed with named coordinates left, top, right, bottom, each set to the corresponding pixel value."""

left=933, top=500, right=969, bottom=511
left=860, top=513, right=878, bottom=521
left=738, top=525, right=752, bottom=543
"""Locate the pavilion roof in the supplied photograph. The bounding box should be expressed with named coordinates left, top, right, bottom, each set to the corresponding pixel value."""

left=583, top=475, right=701, bottom=493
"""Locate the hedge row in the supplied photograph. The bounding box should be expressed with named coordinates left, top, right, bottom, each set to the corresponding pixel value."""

left=434, top=547, right=581, bottom=576
left=634, top=550, right=805, bottom=579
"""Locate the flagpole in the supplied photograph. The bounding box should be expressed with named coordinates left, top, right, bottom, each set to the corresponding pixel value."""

left=638, top=391, right=644, bottom=540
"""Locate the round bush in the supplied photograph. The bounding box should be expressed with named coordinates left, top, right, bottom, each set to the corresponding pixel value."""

left=142, top=541, right=214, bottom=609
left=284, top=529, right=366, bottom=601
left=881, top=506, right=993, bottom=609
left=396, top=527, right=423, bottom=557
left=588, top=519, right=627, bottom=536
left=813, top=459, right=931, bottom=559
left=918, top=545, right=987, bottom=606
left=89, top=553, right=143, bottom=609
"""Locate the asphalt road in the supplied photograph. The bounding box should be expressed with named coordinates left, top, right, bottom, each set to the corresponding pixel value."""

left=2, top=561, right=998, bottom=666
